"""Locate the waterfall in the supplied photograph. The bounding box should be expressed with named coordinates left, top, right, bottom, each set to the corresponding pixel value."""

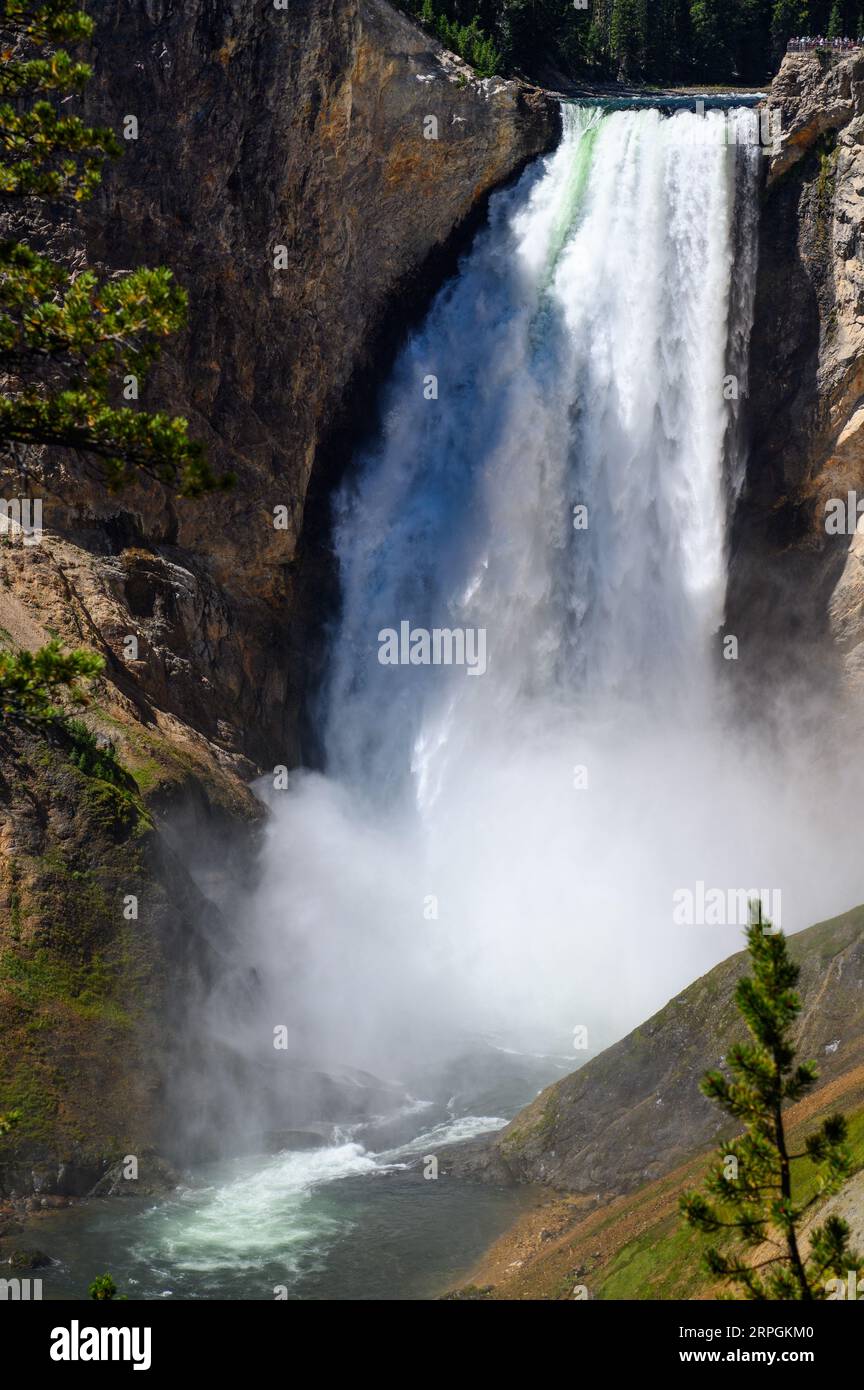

left=322, top=104, right=759, bottom=794
left=236, top=105, right=859, bottom=1092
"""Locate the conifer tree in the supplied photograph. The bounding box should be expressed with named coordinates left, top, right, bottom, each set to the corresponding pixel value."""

left=609, top=0, right=643, bottom=75
left=0, top=1, right=229, bottom=495
left=681, top=914, right=861, bottom=1299
left=398, top=0, right=792, bottom=82
left=771, top=0, right=809, bottom=58
left=0, top=638, right=103, bottom=723
left=690, top=0, right=737, bottom=77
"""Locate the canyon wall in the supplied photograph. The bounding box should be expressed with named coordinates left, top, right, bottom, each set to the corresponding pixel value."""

left=0, top=0, right=558, bottom=1194
left=727, top=51, right=864, bottom=712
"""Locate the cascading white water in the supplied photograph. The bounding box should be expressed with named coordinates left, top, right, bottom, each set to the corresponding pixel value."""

left=324, top=105, right=752, bottom=792
left=240, top=105, right=862, bottom=1084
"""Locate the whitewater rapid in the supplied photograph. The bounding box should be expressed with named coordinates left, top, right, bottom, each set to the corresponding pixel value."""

left=36, top=1108, right=525, bottom=1300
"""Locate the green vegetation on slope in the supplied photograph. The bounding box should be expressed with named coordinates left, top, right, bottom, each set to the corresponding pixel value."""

left=602, top=1100, right=864, bottom=1299
left=418, top=0, right=503, bottom=75
left=449, top=1075, right=864, bottom=1300
left=447, top=903, right=864, bottom=1300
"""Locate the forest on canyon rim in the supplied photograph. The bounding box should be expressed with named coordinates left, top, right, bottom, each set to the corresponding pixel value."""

left=396, top=0, right=859, bottom=84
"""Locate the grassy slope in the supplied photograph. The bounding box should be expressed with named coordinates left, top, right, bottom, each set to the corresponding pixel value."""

left=448, top=905, right=864, bottom=1299
left=450, top=1065, right=864, bottom=1299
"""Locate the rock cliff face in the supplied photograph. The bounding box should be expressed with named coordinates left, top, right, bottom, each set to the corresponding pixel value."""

left=5, top=0, right=558, bottom=770
left=727, top=52, right=864, bottom=708
left=0, top=0, right=558, bottom=1191
left=0, top=722, right=232, bottom=1200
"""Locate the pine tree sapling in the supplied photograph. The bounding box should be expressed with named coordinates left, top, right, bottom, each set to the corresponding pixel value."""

left=0, top=638, right=103, bottom=723
left=681, top=913, right=862, bottom=1299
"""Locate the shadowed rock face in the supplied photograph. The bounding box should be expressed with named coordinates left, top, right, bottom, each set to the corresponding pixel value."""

left=0, top=0, right=557, bottom=1190
left=0, top=721, right=230, bottom=1199
left=726, top=52, right=864, bottom=712
left=442, top=907, right=864, bottom=1195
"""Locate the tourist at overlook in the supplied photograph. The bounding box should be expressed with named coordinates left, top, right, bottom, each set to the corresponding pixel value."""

left=787, top=34, right=861, bottom=51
